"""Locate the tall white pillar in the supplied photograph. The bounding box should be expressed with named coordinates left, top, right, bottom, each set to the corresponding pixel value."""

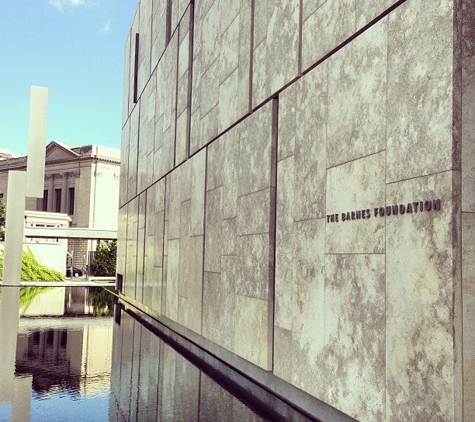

left=26, top=86, right=48, bottom=198
left=3, top=171, right=26, bottom=286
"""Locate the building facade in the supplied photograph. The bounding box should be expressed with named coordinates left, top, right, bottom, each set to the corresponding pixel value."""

left=0, top=142, right=120, bottom=270
left=118, top=1, right=475, bottom=421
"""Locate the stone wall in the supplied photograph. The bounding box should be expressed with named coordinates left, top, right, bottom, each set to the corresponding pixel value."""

left=118, top=1, right=475, bottom=421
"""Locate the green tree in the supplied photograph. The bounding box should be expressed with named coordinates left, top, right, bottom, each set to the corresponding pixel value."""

left=0, top=197, right=5, bottom=241
left=0, top=247, right=65, bottom=281
left=90, top=240, right=117, bottom=276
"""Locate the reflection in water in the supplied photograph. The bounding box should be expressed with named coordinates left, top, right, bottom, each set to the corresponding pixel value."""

left=0, top=287, right=115, bottom=422
left=1, top=288, right=316, bottom=421
left=109, top=310, right=316, bottom=422
left=109, top=310, right=273, bottom=422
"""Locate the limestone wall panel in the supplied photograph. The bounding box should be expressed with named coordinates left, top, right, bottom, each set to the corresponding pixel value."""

left=171, top=0, right=190, bottom=34
left=202, top=265, right=236, bottom=352
left=163, top=152, right=205, bottom=334
left=386, top=0, right=454, bottom=183
left=462, top=212, right=475, bottom=421
left=128, top=10, right=140, bottom=109
left=138, top=0, right=152, bottom=97
left=235, top=233, right=271, bottom=300
left=204, top=187, right=222, bottom=273
left=144, top=181, right=166, bottom=313
left=122, top=31, right=132, bottom=125
left=386, top=171, right=457, bottom=422
left=203, top=103, right=275, bottom=369
left=136, top=193, right=147, bottom=303
left=190, top=150, right=206, bottom=236
left=176, top=7, right=192, bottom=166
left=154, top=33, right=178, bottom=182
left=326, top=152, right=386, bottom=254
left=164, top=238, right=179, bottom=321
left=322, top=254, right=386, bottom=421
left=119, top=119, right=130, bottom=207
left=326, top=20, right=387, bottom=168
left=252, top=0, right=299, bottom=107
left=275, top=156, right=294, bottom=331
left=290, top=219, right=326, bottom=390
left=234, top=295, right=273, bottom=370
left=355, top=0, right=399, bottom=28
left=237, top=189, right=270, bottom=236
left=462, top=0, right=475, bottom=212
left=191, top=0, right=251, bottom=154
left=118, top=1, right=470, bottom=420
left=125, top=199, right=139, bottom=300
left=302, top=0, right=356, bottom=71
left=117, top=206, right=127, bottom=277
left=128, top=105, right=139, bottom=201
left=138, top=80, right=155, bottom=193
left=151, top=0, right=168, bottom=70
left=238, top=101, right=274, bottom=196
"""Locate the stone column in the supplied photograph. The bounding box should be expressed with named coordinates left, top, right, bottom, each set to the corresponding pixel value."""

left=47, top=174, right=54, bottom=211
left=61, top=172, right=67, bottom=213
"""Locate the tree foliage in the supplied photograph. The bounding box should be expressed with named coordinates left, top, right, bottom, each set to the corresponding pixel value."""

left=0, top=247, right=65, bottom=281
left=0, top=197, right=5, bottom=241
left=90, top=240, right=117, bottom=276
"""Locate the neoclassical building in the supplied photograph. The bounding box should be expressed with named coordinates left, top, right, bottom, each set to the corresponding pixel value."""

left=0, top=141, right=120, bottom=270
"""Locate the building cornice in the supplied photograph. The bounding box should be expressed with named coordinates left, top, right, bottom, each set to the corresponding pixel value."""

left=0, top=154, right=120, bottom=174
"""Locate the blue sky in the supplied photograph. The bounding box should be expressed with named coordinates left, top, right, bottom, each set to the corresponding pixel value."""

left=0, top=0, right=138, bottom=155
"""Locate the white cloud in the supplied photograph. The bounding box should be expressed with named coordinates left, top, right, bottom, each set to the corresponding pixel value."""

left=48, top=0, right=86, bottom=12
left=101, top=19, right=112, bottom=33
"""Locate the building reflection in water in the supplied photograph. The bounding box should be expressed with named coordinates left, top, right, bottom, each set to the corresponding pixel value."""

left=109, top=308, right=316, bottom=422
left=0, top=286, right=115, bottom=422
left=1, top=287, right=315, bottom=421
left=16, top=318, right=113, bottom=398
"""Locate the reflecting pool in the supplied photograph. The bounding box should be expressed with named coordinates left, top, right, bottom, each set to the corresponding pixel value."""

left=0, top=287, right=115, bottom=422
left=0, top=287, right=318, bottom=422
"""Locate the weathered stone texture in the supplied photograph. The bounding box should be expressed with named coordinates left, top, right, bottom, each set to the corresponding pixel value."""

left=125, top=199, right=139, bottom=300
left=278, top=66, right=327, bottom=221
left=462, top=212, right=475, bottom=421
left=119, top=119, right=130, bottom=207
left=461, top=4, right=475, bottom=420
left=144, top=180, right=166, bottom=314
left=386, top=0, right=454, bottom=183
left=326, top=152, right=386, bottom=254
left=462, top=0, right=475, bottom=211
left=323, top=254, right=386, bottom=421
left=190, top=0, right=251, bottom=154
left=302, top=0, right=400, bottom=72
left=122, top=31, right=132, bottom=126
left=118, top=0, right=472, bottom=420
left=136, top=192, right=147, bottom=303
left=203, top=102, right=275, bottom=369
left=138, top=78, right=155, bottom=193
left=326, top=20, right=387, bottom=168
left=138, top=0, right=152, bottom=97
left=252, top=0, right=299, bottom=106
left=116, top=206, right=128, bottom=277
left=127, top=105, right=139, bottom=201
left=171, top=0, right=190, bottom=34
left=154, top=33, right=178, bottom=182
left=176, top=6, right=192, bottom=166
left=302, top=0, right=356, bottom=71
left=163, top=151, right=206, bottom=334
left=151, top=0, right=168, bottom=70
left=386, top=172, right=457, bottom=422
